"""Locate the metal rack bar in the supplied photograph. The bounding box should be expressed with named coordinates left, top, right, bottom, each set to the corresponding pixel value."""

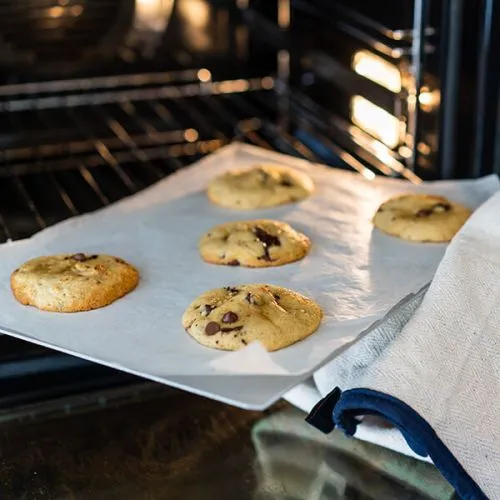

left=0, top=70, right=202, bottom=97
left=0, top=77, right=274, bottom=112
left=438, top=0, right=464, bottom=179
left=0, top=113, right=47, bottom=234
left=170, top=99, right=227, bottom=142
left=0, top=139, right=226, bottom=178
left=199, top=96, right=273, bottom=150
left=91, top=105, right=164, bottom=181
left=408, top=0, right=430, bottom=173
left=66, top=107, right=138, bottom=194
left=472, top=0, right=500, bottom=178
left=78, top=165, right=111, bottom=207
left=2, top=127, right=194, bottom=163
left=35, top=109, right=80, bottom=218
left=120, top=100, right=186, bottom=173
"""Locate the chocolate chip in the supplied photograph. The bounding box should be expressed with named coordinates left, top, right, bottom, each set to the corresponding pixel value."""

left=416, top=202, right=452, bottom=218
left=13, top=268, right=19, bottom=273
left=224, top=286, right=239, bottom=294
left=228, top=259, right=240, bottom=266
left=280, top=178, right=293, bottom=187
left=114, top=257, right=126, bottom=264
left=241, top=339, right=247, bottom=345
left=273, top=294, right=280, bottom=300
left=205, top=322, right=220, bottom=335
left=222, top=311, right=238, bottom=323
left=254, top=227, right=281, bottom=247
left=257, top=248, right=276, bottom=262
left=221, top=326, right=243, bottom=333
left=415, top=208, right=433, bottom=218
left=71, top=253, right=98, bottom=262
left=200, top=304, right=215, bottom=317
left=245, top=292, right=258, bottom=305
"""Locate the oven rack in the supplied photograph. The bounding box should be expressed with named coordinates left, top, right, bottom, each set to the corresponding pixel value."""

left=0, top=71, right=422, bottom=413
left=0, top=72, right=419, bottom=243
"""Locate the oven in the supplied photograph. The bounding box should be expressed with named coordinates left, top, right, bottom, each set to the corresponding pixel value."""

left=0, top=1, right=498, bottom=498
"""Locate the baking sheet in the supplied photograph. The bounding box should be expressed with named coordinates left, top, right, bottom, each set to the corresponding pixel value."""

left=0, top=143, right=498, bottom=387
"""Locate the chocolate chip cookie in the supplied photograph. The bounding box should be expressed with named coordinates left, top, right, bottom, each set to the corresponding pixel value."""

left=182, top=284, right=322, bottom=352
left=372, top=194, right=472, bottom=242
left=199, top=219, right=311, bottom=267
left=11, top=253, right=139, bottom=312
left=207, top=164, right=314, bottom=210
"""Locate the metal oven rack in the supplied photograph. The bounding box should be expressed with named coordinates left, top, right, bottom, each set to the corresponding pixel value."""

left=0, top=0, right=436, bottom=416
left=0, top=67, right=420, bottom=415
left=0, top=70, right=420, bottom=244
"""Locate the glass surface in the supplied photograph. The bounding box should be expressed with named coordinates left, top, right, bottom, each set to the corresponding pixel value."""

left=0, top=391, right=455, bottom=499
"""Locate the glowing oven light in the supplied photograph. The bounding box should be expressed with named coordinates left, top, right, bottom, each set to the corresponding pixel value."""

left=351, top=96, right=403, bottom=149
left=352, top=50, right=402, bottom=93
left=197, top=68, right=212, bottom=82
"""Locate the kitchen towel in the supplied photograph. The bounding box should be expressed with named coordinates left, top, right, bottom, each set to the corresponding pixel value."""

left=290, top=190, right=500, bottom=499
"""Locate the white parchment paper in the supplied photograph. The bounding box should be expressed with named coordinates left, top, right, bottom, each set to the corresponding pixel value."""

left=0, top=143, right=498, bottom=381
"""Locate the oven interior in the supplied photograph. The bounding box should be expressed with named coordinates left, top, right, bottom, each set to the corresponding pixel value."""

left=0, top=0, right=499, bottom=419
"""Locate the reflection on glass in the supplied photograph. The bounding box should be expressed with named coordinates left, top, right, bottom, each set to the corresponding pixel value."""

left=351, top=96, right=403, bottom=149
left=177, top=0, right=210, bottom=29
left=135, top=0, right=174, bottom=32
left=418, top=88, right=440, bottom=111
left=45, top=0, right=84, bottom=23
left=352, top=50, right=402, bottom=93
left=177, top=0, right=211, bottom=51
left=130, top=0, right=174, bottom=57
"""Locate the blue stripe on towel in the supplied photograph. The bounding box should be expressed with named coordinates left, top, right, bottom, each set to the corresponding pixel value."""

left=306, top=387, right=486, bottom=500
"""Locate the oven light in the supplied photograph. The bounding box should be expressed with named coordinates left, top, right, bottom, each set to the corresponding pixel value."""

left=352, top=51, right=402, bottom=93
left=419, top=89, right=440, bottom=111
left=351, top=96, right=403, bottom=149
left=197, top=69, right=212, bottom=82
left=47, top=3, right=83, bottom=20
left=184, top=129, right=199, bottom=142
left=47, top=6, right=64, bottom=18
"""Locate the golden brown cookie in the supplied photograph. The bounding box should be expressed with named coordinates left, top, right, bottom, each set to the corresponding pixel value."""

left=11, top=253, right=139, bottom=312
left=199, top=219, right=310, bottom=267
left=207, top=164, right=314, bottom=209
left=182, top=284, right=322, bottom=352
left=372, top=194, right=472, bottom=242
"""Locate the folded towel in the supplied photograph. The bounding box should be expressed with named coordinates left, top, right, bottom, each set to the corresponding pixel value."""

left=287, top=191, right=500, bottom=499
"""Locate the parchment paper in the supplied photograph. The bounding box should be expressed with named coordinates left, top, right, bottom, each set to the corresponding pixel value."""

left=0, top=143, right=498, bottom=381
